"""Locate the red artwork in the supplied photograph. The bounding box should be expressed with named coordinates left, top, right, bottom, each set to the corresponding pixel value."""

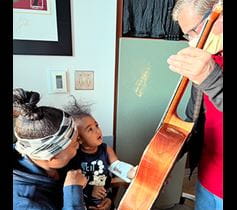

left=13, top=0, right=48, bottom=11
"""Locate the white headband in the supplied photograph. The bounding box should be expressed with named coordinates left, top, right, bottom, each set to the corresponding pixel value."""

left=15, top=112, right=76, bottom=160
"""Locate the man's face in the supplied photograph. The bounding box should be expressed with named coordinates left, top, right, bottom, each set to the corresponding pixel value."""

left=177, top=5, right=223, bottom=53
left=177, top=6, right=204, bottom=41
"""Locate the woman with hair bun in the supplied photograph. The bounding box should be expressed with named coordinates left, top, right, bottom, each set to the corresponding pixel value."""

left=13, top=88, right=87, bottom=209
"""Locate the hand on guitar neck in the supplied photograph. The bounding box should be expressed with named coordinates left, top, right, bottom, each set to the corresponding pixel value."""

left=167, top=47, right=216, bottom=85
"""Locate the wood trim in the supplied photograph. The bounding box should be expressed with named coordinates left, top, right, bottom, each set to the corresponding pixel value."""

left=113, top=0, right=123, bottom=152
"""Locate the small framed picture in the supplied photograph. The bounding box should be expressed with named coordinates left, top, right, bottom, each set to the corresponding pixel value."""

left=48, top=70, right=68, bottom=93
left=75, top=71, right=94, bottom=90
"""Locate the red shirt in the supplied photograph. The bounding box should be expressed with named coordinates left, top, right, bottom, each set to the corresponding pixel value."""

left=198, top=53, right=223, bottom=198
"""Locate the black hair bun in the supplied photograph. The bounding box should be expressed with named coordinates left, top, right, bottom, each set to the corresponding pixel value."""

left=13, top=88, right=41, bottom=119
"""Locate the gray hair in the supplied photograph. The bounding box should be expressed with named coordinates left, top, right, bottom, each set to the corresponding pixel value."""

left=172, top=0, right=222, bottom=21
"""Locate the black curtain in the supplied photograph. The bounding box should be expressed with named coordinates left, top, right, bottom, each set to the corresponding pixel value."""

left=123, top=0, right=183, bottom=40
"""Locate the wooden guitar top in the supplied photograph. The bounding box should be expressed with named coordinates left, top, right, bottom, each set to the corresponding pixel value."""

left=118, top=123, right=191, bottom=210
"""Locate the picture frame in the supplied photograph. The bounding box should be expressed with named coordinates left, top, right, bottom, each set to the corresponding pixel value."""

left=13, top=0, right=72, bottom=56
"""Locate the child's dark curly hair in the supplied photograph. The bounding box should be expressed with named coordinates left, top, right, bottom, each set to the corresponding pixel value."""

left=63, top=95, right=93, bottom=119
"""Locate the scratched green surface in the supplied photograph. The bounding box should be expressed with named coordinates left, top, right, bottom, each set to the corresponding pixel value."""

left=116, top=38, right=191, bottom=165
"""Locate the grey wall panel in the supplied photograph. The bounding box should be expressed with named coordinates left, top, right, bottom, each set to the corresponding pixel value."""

left=116, top=38, right=191, bottom=165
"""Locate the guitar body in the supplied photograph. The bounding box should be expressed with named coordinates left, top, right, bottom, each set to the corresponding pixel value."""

left=118, top=122, right=193, bottom=210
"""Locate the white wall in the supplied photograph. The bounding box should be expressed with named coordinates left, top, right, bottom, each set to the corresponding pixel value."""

left=13, top=0, right=117, bottom=136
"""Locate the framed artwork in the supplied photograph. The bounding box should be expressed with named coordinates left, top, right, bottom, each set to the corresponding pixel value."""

left=13, top=0, right=72, bottom=56
left=13, top=0, right=49, bottom=11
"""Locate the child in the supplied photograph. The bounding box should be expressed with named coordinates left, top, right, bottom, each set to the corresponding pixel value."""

left=64, top=98, right=136, bottom=209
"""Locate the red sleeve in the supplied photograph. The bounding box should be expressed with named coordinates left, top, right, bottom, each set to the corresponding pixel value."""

left=212, top=51, right=223, bottom=68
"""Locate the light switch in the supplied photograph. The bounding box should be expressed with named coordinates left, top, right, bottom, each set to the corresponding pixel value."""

left=48, top=70, right=68, bottom=93
left=75, top=71, right=94, bottom=90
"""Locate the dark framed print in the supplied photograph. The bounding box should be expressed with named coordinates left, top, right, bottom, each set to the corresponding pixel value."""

left=13, top=0, right=72, bottom=56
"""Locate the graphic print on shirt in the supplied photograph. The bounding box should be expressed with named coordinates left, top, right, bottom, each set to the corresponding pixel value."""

left=81, top=160, right=107, bottom=186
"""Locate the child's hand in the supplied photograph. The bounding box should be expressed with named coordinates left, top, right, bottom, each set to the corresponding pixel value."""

left=88, top=198, right=112, bottom=210
left=127, top=165, right=138, bottom=179
left=92, top=186, right=107, bottom=199
left=64, top=169, right=88, bottom=188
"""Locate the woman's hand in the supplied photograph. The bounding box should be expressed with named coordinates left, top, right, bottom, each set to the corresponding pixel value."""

left=88, top=198, right=112, bottom=210
left=167, top=47, right=215, bottom=85
left=91, top=186, right=107, bottom=199
left=64, top=169, right=87, bottom=188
